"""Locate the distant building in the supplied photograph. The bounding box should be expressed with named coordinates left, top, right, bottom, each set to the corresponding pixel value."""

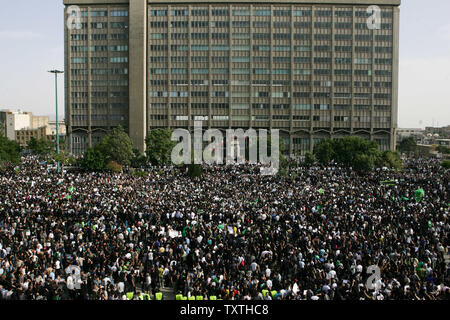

left=425, top=126, right=450, bottom=138
left=15, top=127, right=48, bottom=150
left=0, top=109, right=66, bottom=150
left=397, top=128, right=424, bottom=144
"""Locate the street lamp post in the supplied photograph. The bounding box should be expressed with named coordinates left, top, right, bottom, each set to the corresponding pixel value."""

left=48, top=70, right=64, bottom=173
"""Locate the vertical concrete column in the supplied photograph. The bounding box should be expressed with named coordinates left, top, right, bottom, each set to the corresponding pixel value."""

left=391, top=6, right=400, bottom=150
left=129, top=0, right=147, bottom=152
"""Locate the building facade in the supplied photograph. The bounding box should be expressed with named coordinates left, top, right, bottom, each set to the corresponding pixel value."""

left=64, top=0, right=400, bottom=156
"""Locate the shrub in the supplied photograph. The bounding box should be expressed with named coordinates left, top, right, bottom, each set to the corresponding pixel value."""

left=106, top=161, right=123, bottom=173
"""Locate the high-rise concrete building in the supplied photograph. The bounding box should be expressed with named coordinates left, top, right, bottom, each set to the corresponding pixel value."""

left=64, top=0, right=400, bottom=156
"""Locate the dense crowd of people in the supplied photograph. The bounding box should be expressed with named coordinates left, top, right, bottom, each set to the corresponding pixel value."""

left=0, top=156, right=449, bottom=300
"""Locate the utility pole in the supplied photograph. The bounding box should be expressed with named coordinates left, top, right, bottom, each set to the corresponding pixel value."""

left=48, top=70, right=64, bottom=174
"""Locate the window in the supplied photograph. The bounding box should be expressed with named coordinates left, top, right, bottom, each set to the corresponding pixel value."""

left=232, top=21, right=250, bottom=28
left=71, top=57, right=87, bottom=64
left=191, top=45, right=209, bottom=51
left=212, top=45, right=229, bottom=51
left=233, top=9, right=250, bottom=16
left=150, top=33, right=168, bottom=40
left=111, top=34, right=128, bottom=40
left=233, top=33, right=250, bottom=40
left=171, top=9, right=188, bottom=16
left=191, top=21, right=209, bottom=28
left=150, top=10, right=168, bottom=16
left=171, top=68, right=187, bottom=75
left=91, top=22, right=107, bottom=29
left=232, top=104, right=249, bottom=110
left=294, top=69, right=311, bottom=75
left=192, top=9, right=208, bottom=16
left=150, top=68, right=168, bottom=75
left=254, top=9, right=270, bottom=16
left=110, top=57, right=128, bottom=63
left=233, top=45, right=250, bottom=51
left=294, top=45, right=311, bottom=52
left=232, top=68, right=250, bottom=74
left=111, top=10, right=128, bottom=17
left=91, top=10, right=107, bottom=17
left=294, top=10, right=312, bottom=17
left=253, top=68, right=270, bottom=75
left=293, top=104, right=311, bottom=110
left=212, top=9, right=229, bottom=16
left=191, top=68, right=209, bottom=74
left=110, top=22, right=128, bottom=29
left=171, top=21, right=188, bottom=28
left=90, top=34, right=107, bottom=41
left=273, top=10, right=291, bottom=16
left=273, top=45, right=290, bottom=52
left=232, top=56, right=250, bottom=63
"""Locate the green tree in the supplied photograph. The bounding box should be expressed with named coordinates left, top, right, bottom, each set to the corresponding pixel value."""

left=437, top=145, right=450, bottom=154
left=0, top=135, right=21, bottom=167
left=187, top=163, right=203, bottom=178
left=441, top=160, right=450, bottom=169
left=304, top=151, right=316, bottom=166
left=353, top=153, right=375, bottom=172
left=97, top=126, right=134, bottom=166
left=145, top=129, right=176, bottom=165
left=80, top=147, right=106, bottom=171
left=397, top=137, right=418, bottom=154
left=333, top=136, right=380, bottom=167
left=313, top=139, right=335, bottom=165
left=28, top=137, right=54, bottom=155
left=131, top=149, right=147, bottom=168
left=379, top=150, right=403, bottom=170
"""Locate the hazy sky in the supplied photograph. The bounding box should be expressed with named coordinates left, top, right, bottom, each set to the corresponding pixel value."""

left=0, top=0, right=449, bottom=128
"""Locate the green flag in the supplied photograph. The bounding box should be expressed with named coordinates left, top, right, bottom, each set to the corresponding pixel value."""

left=415, top=188, right=425, bottom=202
left=218, top=224, right=225, bottom=230
left=318, top=188, right=324, bottom=195
left=69, top=187, right=74, bottom=193
left=182, top=226, right=191, bottom=237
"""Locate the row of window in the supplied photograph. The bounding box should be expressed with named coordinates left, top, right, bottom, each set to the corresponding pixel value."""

left=146, top=90, right=391, bottom=99
left=147, top=33, right=392, bottom=42
left=72, top=115, right=128, bottom=121
left=148, top=8, right=393, bottom=18
left=148, top=44, right=392, bottom=52
left=148, top=115, right=391, bottom=123
left=74, top=102, right=390, bottom=112
left=88, top=10, right=128, bottom=17
left=149, top=21, right=392, bottom=29
left=71, top=34, right=128, bottom=41
left=148, top=56, right=392, bottom=65
left=71, top=45, right=128, bottom=52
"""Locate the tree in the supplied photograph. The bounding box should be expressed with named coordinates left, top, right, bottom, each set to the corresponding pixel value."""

left=441, top=160, right=450, bottom=169
left=333, top=136, right=380, bottom=167
left=187, top=163, right=203, bottom=178
left=0, top=135, right=20, bottom=167
left=353, top=153, right=375, bottom=172
left=106, top=161, right=123, bottom=173
left=131, top=149, right=147, bottom=168
left=97, top=126, right=134, bottom=166
left=80, top=147, right=106, bottom=171
left=397, top=137, right=417, bottom=154
left=379, top=150, right=403, bottom=170
left=28, top=137, right=54, bottom=155
left=313, top=139, right=335, bottom=165
left=304, top=152, right=316, bottom=166
left=437, top=145, right=450, bottom=155
left=145, top=129, right=176, bottom=165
